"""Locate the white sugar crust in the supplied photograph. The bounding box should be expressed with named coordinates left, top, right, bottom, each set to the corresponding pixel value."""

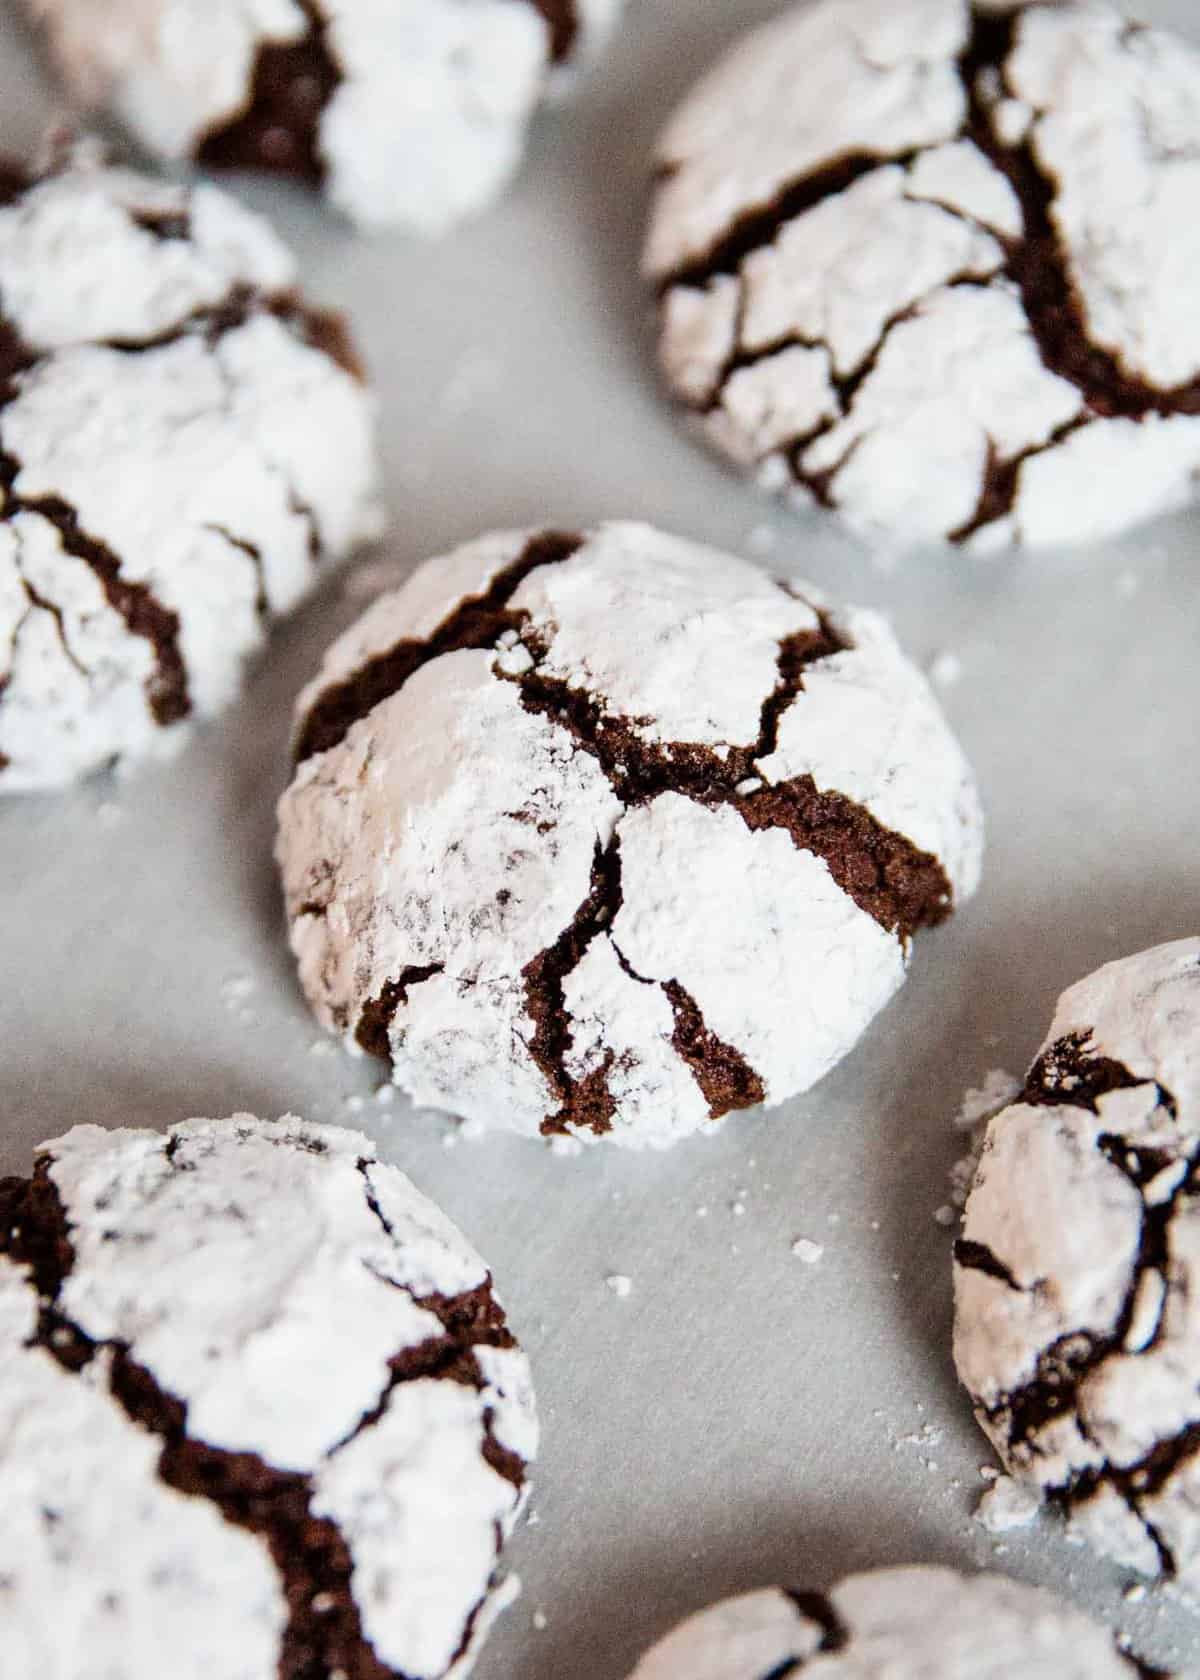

left=760, top=600, right=983, bottom=902
left=0, top=153, right=382, bottom=793
left=278, top=521, right=983, bottom=1148
left=508, top=522, right=826, bottom=749
left=0, top=1256, right=286, bottom=1680
left=954, top=939, right=1200, bottom=1583
left=643, top=0, right=969, bottom=283
left=3, top=1115, right=536, bottom=1679
left=27, top=0, right=624, bottom=232
left=647, top=0, right=1200, bottom=550
left=626, top=1569, right=1148, bottom=1678
left=611, top=794, right=907, bottom=1107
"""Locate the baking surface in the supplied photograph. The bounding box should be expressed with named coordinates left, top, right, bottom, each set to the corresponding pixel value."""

left=2, top=1, right=1199, bottom=1674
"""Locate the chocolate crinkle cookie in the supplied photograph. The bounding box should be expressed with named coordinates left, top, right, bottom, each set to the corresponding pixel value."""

left=645, top=0, right=1200, bottom=552
left=624, top=1569, right=1167, bottom=1678
left=954, top=939, right=1200, bottom=1587
left=0, top=145, right=382, bottom=793
left=22, top=0, right=625, bottom=232
left=277, top=521, right=983, bottom=1150
left=0, top=1114, right=536, bottom=1679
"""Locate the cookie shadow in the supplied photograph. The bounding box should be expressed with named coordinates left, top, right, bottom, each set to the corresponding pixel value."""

left=489, top=1496, right=968, bottom=1680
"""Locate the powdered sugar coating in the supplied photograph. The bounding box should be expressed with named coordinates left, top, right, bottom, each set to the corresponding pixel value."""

left=0, top=1114, right=536, bottom=1679
left=0, top=150, right=382, bottom=793
left=26, top=0, right=625, bottom=233
left=0, top=1258, right=286, bottom=1680
left=278, top=520, right=983, bottom=1150
left=646, top=0, right=1200, bottom=551
left=954, top=939, right=1200, bottom=1585
left=625, top=1569, right=1152, bottom=1678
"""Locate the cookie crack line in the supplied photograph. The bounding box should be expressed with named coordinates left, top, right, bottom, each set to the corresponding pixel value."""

left=525, top=833, right=623, bottom=1137
left=198, top=0, right=341, bottom=185
left=295, top=534, right=956, bottom=1123
left=655, top=5, right=1200, bottom=536
left=294, top=530, right=584, bottom=763
left=783, top=1587, right=851, bottom=1656
left=0, top=1159, right=522, bottom=1680
left=0, top=447, right=190, bottom=727
left=519, top=834, right=764, bottom=1136
left=965, top=1035, right=1196, bottom=1575
left=101, top=283, right=365, bottom=382
left=512, top=622, right=953, bottom=941
left=656, top=149, right=922, bottom=292
left=959, top=9, right=1200, bottom=423
left=530, top=0, right=580, bottom=63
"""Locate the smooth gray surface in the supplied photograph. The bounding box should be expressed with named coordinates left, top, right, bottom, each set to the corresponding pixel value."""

left=2, top=2, right=1199, bottom=1674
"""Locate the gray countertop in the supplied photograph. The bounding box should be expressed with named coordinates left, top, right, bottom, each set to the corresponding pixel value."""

left=2, top=1, right=1199, bottom=1673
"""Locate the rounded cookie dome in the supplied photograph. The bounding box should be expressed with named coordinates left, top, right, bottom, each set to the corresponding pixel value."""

left=625, top=1569, right=1160, bottom=1679
left=0, top=1114, right=536, bottom=1680
left=278, top=520, right=983, bottom=1149
left=23, top=0, right=626, bottom=232
left=955, top=938, right=1200, bottom=1585
left=645, top=0, right=1200, bottom=551
left=0, top=146, right=382, bottom=792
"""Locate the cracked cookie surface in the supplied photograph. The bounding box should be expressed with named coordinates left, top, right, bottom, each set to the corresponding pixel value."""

left=277, top=520, right=983, bottom=1150
left=624, top=1569, right=1162, bottom=1678
left=23, top=0, right=625, bottom=232
left=645, top=0, right=1200, bottom=551
left=0, top=1113, right=536, bottom=1680
left=0, top=145, right=382, bottom=793
left=954, top=938, right=1200, bottom=1586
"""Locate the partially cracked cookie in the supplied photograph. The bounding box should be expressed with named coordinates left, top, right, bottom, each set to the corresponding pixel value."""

left=0, top=146, right=382, bottom=792
left=954, top=939, right=1200, bottom=1586
left=0, top=1114, right=537, bottom=1679
left=22, top=0, right=625, bottom=233
left=277, top=521, right=983, bottom=1149
left=645, top=0, right=1200, bottom=551
left=625, top=1569, right=1163, bottom=1678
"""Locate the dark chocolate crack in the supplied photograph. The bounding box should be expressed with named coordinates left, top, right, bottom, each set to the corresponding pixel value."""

left=526, top=836, right=623, bottom=1137
left=663, top=979, right=766, bottom=1116
left=0, top=450, right=189, bottom=726
left=658, top=151, right=921, bottom=293
left=206, top=525, right=270, bottom=622
left=294, top=530, right=583, bottom=763
left=355, top=964, right=445, bottom=1061
left=530, top=0, right=579, bottom=63
left=968, top=1046, right=1200, bottom=1576
left=197, top=0, right=341, bottom=184
left=657, top=5, right=1200, bottom=539
left=0, top=317, right=33, bottom=387
left=1021, top=1029, right=1176, bottom=1119
left=0, top=1152, right=528, bottom=1680
left=514, top=623, right=953, bottom=941
left=99, top=283, right=365, bottom=381
left=298, top=534, right=954, bottom=1128
left=196, top=0, right=577, bottom=189
left=953, top=1237, right=1025, bottom=1291
left=130, top=206, right=191, bottom=242
left=960, top=10, right=1200, bottom=420
left=784, top=1587, right=850, bottom=1655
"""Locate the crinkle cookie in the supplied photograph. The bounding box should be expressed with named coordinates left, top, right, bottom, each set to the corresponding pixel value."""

left=0, top=1114, right=536, bottom=1680
left=644, top=0, right=1200, bottom=551
left=0, top=148, right=382, bottom=793
left=23, top=0, right=625, bottom=232
left=277, top=521, right=983, bottom=1150
left=625, top=1569, right=1164, bottom=1679
left=955, top=939, right=1200, bottom=1586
